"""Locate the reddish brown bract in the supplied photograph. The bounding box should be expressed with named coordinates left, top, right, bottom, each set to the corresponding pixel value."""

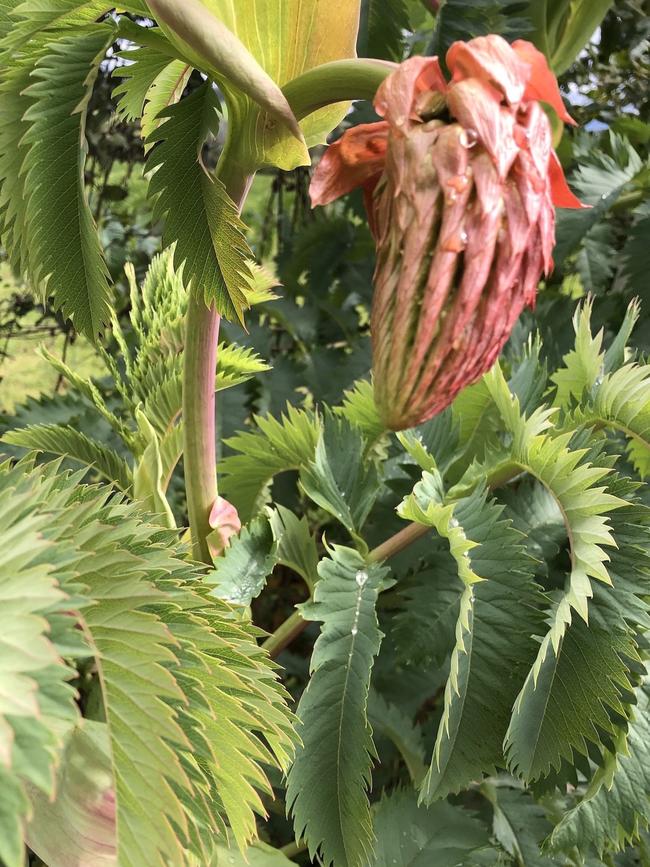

left=310, top=35, right=584, bottom=431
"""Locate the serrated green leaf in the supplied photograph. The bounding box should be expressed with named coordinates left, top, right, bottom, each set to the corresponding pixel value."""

left=431, top=0, right=533, bottom=60
left=570, top=362, right=650, bottom=479
left=549, top=673, right=650, bottom=856
left=336, top=379, right=386, bottom=447
left=287, top=547, right=389, bottom=867
left=205, top=517, right=278, bottom=606
left=300, top=412, right=379, bottom=543
left=506, top=620, right=636, bottom=782
left=392, top=544, right=462, bottom=669
left=1, top=423, right=133, bottom=492
left=499, top=478, right=567, bottom=578
left=620, top=202, right=650, bottom=298
left=213, top=841, right=294, bottom=866
left=0, top=457, right=297, bottom=863
left=551, top=299, right=605, bottom=408
left=367, top=689, right=427, bottom=785
left=482, top=784, right=560, bottom=867
left=25, top=721, right=117, bottom=867
left=408, top=486, right=543, bottom=802
left=220, top=405, right=320, bottom=522
left=141, top=58, right=192, bottom=144
left=38, top=346, right=132, bottom=445
left=113, top=43, right=179, bottom=123
left=1, top=0, right=118, bottom=48
left=369, top=789, right=490, bottom=867
left=146, top=83, right=255, bottom=323
left=397, top=409, right=461, bottom=475
left=20, top=27, right=115, bottom=339
left=269, top=504, right=320, bottom=594
left=359, top=0, right=409, bottom=61
left=0, top=59, right=31, bottom=273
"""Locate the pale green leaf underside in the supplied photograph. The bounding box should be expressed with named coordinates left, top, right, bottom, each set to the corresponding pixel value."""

left=25, top=721, right=117, bottom=867
left=187, top=0, right=362, bottom=170
left=0, top=457, right=296, bottom=865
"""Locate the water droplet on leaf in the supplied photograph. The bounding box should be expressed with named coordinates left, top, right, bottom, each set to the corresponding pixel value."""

left=355, top=569, right=368, bottom=588
left=460, top=128, right=478, bottom=148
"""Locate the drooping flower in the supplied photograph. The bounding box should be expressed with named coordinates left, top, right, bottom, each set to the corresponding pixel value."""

left=310, top=35, right=584, bottom=431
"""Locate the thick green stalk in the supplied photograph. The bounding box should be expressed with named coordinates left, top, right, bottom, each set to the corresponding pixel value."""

left=183, top=290, right=221, bottom=563
left=282, top=59, right=393, bottom=121
left=183, top=166, right=252, bottom=563
left=183, top=58, right=392, bottom=562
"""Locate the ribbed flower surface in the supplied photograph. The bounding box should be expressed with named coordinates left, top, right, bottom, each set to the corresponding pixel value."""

left=311, top=35, right=584, bottom=431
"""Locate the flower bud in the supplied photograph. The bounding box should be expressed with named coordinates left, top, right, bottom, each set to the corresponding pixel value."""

left=310, top=36, right=584, bottom=431
left=208, top=495, right=242, bottom=559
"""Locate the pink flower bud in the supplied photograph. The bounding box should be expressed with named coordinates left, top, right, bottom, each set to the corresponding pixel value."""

left=310, top=35, right=584, bottom=431
left=208, top=496, right=242, bottom=559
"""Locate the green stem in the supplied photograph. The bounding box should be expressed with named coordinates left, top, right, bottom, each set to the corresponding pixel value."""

left=262, top=610, right=307, bottom=659
left=368, top=520, right=430, bottom=562
left=183, top=166, right=252, bottom=563
left=612, top=188, right=645, bottom=212
left=279, top=840, right=308, bottom=859
left=184, top=61, right=392, bottom=562
left=282, top=59, right=394, bottom=121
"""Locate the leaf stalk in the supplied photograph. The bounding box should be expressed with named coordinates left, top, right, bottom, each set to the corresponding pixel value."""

left=183, top=166, right=252, bottom=563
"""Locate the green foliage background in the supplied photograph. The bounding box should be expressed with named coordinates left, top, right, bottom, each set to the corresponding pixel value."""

left=0, top=1, right=649, bottom=866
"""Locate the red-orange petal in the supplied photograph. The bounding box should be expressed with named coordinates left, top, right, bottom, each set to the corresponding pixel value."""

left=548, top=151, right=586, bottom=209
left=447, top=77, right=519, bottom=179
left=309, top=122, right=389, bottom=207
left=374, top=55, right=447, bottom=125
left=447, top=34, right=529, bottom=105
left=512, top=40, right=576, bottom=126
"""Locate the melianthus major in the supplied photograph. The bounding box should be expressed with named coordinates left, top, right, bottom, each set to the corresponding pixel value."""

left=0, top=2, right=649, bottom=867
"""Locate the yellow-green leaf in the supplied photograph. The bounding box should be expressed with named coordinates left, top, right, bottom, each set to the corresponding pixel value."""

left=152, top=0, right=362, bottom=170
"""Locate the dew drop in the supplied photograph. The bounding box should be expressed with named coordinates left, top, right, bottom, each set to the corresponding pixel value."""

left=447, top=173, right=470, bottom=193
left=594, top=375, right=603, bottom=387
left=355, top=569, right=369, bottom=588
left=351, top=626, right=358, bottom=636
left=460, top=128, right=479, bottom=148
left=442, top=230, right=468, bottom=253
